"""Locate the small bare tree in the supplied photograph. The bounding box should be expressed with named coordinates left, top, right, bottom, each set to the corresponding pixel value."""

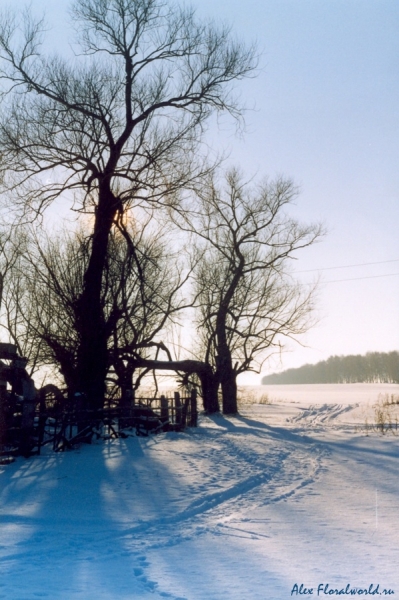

left=0, top=0, right=256, bottom=407
left=0, top=227, right=45, bottom=376
left=103, top=218, right=195, bottom=397
left=179, top=169, right=324, bottom=414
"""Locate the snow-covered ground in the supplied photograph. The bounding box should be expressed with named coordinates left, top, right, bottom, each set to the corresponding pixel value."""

left=1, top=384, right=399, bottom=600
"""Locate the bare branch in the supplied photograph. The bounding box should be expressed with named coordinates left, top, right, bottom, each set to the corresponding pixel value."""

left=185, top=168, right=325, bottom=413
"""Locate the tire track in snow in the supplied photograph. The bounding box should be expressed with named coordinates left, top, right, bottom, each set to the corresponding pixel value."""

left=120, top=438, right=327, bottom=552
left=289, top=403, right=358, bottom=426
left=120, top=457, right=286, bottom=539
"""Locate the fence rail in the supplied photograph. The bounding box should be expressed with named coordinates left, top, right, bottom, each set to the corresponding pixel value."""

left=0, top=389, right=198, bottom=458
left=133, top=390, right=198, bottom=430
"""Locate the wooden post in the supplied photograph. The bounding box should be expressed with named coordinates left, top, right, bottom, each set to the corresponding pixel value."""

left=181, top=396, right=189, bottom=427
left=19, top=377, right=37, bottom=458
left=120, top=388, right=133, bottom=429
left=190, top=388, right=198, bottom=427
left=160, top=394, right=169, bottom=424
left=174, top=391, right=182, bottom=426
left=0, top=367, right=7, bottom=453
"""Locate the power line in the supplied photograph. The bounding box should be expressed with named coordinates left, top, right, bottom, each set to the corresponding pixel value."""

left=296, top=259, right=399, bottom=274
left=322, top=272, right=399, bottom=284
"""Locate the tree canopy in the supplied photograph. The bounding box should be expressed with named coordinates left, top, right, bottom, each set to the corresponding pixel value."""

left=0, top=0, right=256, bottom=408
left=261, top=352, right=399, bottom=385
left=175, top=169, right=323, bottom=413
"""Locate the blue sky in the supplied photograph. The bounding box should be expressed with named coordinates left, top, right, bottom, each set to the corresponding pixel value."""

left=8, top=0, right=399, bottom=380
left=189, top=0, right=399, bottom=378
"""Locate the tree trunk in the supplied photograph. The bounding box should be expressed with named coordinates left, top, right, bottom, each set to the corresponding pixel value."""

left=217, top=348, right=238, bottom=414
left=199, top=370, right=220, bottom=414
left=221, top=368, right=237, bottom=414
left=131, top=358, right=220, bottom=414
left=74, top=184, right=118, bottom=411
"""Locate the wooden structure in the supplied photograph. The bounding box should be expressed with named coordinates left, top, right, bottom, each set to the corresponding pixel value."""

left=47, top=389, right=198, bottom=451
left=0, top=364, right=198, bottom=457
left=0, top=343, right=37, bottom=459
left=131, top=390, right=198, bottom=435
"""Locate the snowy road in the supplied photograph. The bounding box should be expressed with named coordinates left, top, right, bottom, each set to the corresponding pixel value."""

left=1, top=387, right=399, bottom=599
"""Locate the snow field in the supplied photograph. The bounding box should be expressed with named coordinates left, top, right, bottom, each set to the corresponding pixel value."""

left=1, top=384, right=399, bottom=599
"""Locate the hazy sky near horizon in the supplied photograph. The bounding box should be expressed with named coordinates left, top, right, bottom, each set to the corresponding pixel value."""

left=6, top=0, right=399, bottom=383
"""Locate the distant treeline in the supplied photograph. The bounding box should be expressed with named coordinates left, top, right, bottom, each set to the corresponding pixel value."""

left=262, top=351, right=399, bottom=385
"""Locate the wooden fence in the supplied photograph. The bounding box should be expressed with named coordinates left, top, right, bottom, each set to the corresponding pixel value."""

left=133, top=389, right=198, bottom=431
left=0, top=389, right=198, bottom=458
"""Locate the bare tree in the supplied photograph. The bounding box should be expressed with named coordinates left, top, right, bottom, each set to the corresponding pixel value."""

left=103, top=218, right=195, bottom=397
left=0, top=227, right=46, bottom=376
left=2, top=221, right=191, bottom=395
left=1, top=220, right=221, bottom=411
left=0, top=0, right=256, bottom=408
left=178, top=169, right=324, bottom=414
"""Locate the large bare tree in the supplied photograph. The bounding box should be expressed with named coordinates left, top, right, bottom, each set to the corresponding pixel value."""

left=179, top=169, right=324, bottom=414
left=0, top=0, right=256, bottom=408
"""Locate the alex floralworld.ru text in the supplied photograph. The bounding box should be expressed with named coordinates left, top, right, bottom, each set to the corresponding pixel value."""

left=291, top=583, right=395, bottom=596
